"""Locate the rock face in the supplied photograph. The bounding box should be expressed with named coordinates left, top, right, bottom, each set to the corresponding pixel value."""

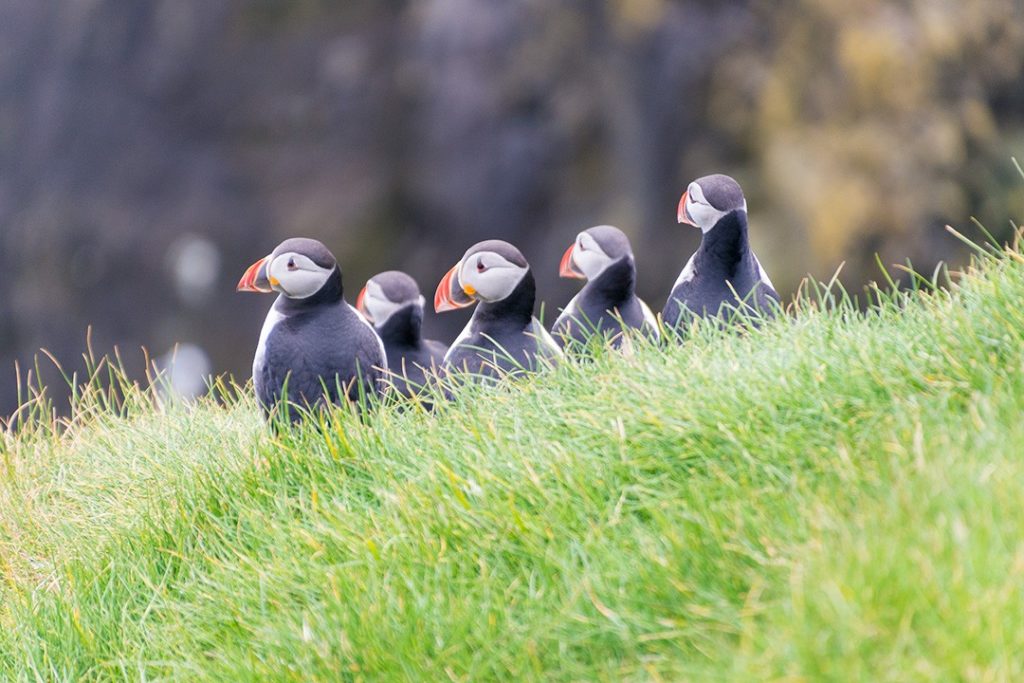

left=2, top=1, right=1023, bottom=413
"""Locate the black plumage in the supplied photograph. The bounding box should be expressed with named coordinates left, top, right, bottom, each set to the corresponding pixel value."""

left=241, top=238, right=386, bottom=420
left=359, top=271, right=447, bottom=397
left=553, top=226, right=657, bottom=347
left=438, top=240, right=562, bottom=378
left=663, top=175, right=779, bottom=327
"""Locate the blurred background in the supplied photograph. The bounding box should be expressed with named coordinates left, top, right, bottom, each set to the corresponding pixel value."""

left=2, top=0, right=1024, bottom=414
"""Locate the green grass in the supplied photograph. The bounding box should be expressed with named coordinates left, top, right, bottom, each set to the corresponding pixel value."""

left=4, top=239, right=1024, bottom=681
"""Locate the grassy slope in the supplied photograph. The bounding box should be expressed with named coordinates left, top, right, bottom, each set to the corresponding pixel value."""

left=2, top=246, right=1024, bottom=681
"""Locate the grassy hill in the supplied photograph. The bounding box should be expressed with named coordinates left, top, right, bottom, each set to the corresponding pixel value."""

left=3, top=239, right=1024, bottom=681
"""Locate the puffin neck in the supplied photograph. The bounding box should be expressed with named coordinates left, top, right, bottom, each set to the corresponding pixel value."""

left=584, top=256, right=635, bottom=305
left=376, top=304, right=423, bottom=347
left=277, top=267, right=344, bottom=312
left=473, top=269, right=536, bottom=330
left=700, top=210, right=750, bottom=265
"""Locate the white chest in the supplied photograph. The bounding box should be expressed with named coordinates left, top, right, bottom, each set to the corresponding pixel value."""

left=674, top=253, right=698, bottom=289
left=555, top=293, right=580, bottom=328
left=346, top=302, right=388, bottom=370
left=444, top=318, right=475, bottom=364
left=253, top=307, right=286, bottom=378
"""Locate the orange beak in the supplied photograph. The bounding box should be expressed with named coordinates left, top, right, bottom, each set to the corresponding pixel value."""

left=434, top=263, right=475, bottom=312
left=677, top=190, right=696, bottom=226
left=355, top=284, right=372, bottom=322
left=236, top=256, right=273, bottom=293
left=559, top=243, right=586, bottom=279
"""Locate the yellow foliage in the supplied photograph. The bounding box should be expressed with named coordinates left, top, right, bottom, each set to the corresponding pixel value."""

left=611, top=0, right=667, bottom=36
left=717, top=0, right=1024, bottom=273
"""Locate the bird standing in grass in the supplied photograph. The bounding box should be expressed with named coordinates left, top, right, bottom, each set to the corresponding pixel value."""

left=434, top=240, right=562, bottom=378
left=663, top=174, right=779, bottom=328
left=553, top=225, right=658, bottom=348
left=356, top=270, right=447, bottom=397
left=237, top=238, right=386, bottom=419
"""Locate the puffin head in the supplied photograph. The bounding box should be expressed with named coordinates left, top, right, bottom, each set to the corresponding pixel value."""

left=434, top=240, right=530, bottom=312
left=236, top=237, right=338, bottom=299
left=356, top=270, right=424, bottom=326
left=677, top=174, right=747, bottom=233
left=559, top=224, right=633, bottom=281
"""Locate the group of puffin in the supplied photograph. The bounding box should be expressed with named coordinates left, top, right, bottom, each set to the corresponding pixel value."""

left=237, top=174, right=779, bottom=418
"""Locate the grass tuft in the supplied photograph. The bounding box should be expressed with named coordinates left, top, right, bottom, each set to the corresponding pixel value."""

left=3, top=234, right=1024, bottom=680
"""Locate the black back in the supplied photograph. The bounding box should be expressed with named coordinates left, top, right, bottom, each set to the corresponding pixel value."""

left=553, top=256, right=648, bottom=347
left=663, top=211, right=779, bottom=327
left=376, top=304, right=447, bottom=396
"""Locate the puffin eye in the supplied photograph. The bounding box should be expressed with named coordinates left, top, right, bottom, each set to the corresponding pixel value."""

left=287, top=258, right=297, bottom=271
left=578, top=241, right=586, bottom=251
left=476, top=260, right=487, bottom=273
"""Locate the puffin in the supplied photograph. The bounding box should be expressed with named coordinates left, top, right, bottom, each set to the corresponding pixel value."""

left=434, top=239, right=562, bottom=378
left=355, top=270, right=448, bottom=397
left=662, top=174, right=779, bottom=327
left=553, top=224, right=659, bottom=348
left=236, top=237, right=387, bottom=419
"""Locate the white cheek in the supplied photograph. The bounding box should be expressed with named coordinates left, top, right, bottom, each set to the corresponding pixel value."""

left=364, top=292, right=404, bottom=327
left=471, top=267, right=526, bottom=302
left=457, top=264, right=477, bottom=299
left=575, top=248, right=611, bottom=280
left=688, top=202, right=726, bottom=233
left=271, top=259, right=330, bottom=298
left=289, top=271, right=331, bottom=298
left=268, top=258, right=287, bottom=289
